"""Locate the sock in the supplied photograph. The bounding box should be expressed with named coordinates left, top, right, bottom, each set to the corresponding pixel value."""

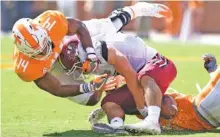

left=110, top=117, right=124, bottom=129
left=144, top=106, right=161, bottom=123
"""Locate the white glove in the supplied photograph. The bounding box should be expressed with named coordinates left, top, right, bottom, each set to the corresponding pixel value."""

left=131, top=2, right=172, bottom=19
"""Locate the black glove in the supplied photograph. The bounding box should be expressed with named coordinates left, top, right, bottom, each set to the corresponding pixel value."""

left=201, top=53, right=217, bottom=73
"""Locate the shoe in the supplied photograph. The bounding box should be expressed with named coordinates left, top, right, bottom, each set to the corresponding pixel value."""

left=123, top=119, right=161, bottom=135
left=131, top=2, right=172, bottom=19
left=92, top=123, right=129, bottom=135
left=88, top=108, right=106, bottom=124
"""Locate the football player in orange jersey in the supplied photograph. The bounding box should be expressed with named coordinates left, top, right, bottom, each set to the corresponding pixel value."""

left=89, top=53, right=220, bottom=134
left=12, top=10, right=106, bottom=98
left=159, top=53, right=220, bottom=131
left=12, top=3, right=172, bottom=107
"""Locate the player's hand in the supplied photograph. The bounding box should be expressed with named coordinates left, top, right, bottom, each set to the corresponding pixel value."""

left=202, top=53, right=217, bottom=73
left=137, top=106, right=148, bottom=118
left=83, top=47, right=100, bottom=73
left=112, top=75, right=126, bottom=89
left=104, top=75, right=126, bottom=92
left=92, top=74, right=114, bottom=92
left=80, top=74, right=110, bottom=93
left=86, top=47, right=99, bottom=62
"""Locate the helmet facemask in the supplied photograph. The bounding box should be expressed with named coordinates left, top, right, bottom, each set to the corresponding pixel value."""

left=30, top=33, right=53, bottom=60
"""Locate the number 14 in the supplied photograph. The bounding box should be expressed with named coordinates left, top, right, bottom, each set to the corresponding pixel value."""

left=17, top=58, right=29, bottom=72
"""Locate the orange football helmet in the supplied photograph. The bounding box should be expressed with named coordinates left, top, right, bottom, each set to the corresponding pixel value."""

left=12, top=18, right=52, bottom=60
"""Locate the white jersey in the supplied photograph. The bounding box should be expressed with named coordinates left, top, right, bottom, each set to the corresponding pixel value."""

left=77, top=32, right=158, bottom=76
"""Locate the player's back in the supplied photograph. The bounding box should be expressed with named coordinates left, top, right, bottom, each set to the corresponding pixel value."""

left=34, top=10, right=68, bottom=44
left=103, top=32, right=158, bottom=72
left=75, top=32, right=158, bottom=77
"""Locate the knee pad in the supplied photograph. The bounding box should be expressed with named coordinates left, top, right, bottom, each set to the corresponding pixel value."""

left=108, top=9, right=131, bottom=30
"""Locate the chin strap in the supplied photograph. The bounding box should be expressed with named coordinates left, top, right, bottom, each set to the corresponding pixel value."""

left=58, top=56, right=68, bottom=70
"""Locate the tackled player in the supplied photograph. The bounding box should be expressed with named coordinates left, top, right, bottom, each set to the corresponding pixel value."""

left=60, top=3, right=175, bottom=134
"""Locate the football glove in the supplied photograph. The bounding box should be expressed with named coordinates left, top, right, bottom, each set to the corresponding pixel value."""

left=202, top=53, right=217, bottom=73
left=80, top=73, right=114, bottom=93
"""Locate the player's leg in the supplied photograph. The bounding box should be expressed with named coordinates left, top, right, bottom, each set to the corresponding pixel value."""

left=102, top=102, right=125, bottom=129
left=109, top=2, right=172, bottom=32
left=124, top=54, right=177, bottom=134
left=101, top=85, right=139, bottom=129
left=89, top=85, right=136, bottom=135
left=83, top=2, right=171, bottom=37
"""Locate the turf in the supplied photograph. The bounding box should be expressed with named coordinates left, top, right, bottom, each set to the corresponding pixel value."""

left=1, top=36, right=220, bottom=137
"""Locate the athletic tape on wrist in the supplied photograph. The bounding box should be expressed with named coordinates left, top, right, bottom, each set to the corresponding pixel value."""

left=80, top=83, right=93, bottom=93
left=86, top=47, right=95, bottom=54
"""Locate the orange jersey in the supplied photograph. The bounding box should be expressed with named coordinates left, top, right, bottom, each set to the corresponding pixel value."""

left=160, top=92, right=214, bottom=131
left=161, top=68, right=220, bottom=130
left=13, top=10, right=68, bottom=82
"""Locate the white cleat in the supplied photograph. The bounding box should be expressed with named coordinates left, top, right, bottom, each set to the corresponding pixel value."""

left=92, top=123, right=129, bottom=135
left=131, top=2, right=172, bottom=19
left=123, top=119, right=161, bottom=135
left=88, top=108, right=106, bottom=125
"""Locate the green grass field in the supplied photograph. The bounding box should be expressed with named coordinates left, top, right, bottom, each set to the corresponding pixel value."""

left=1, top=36, right=220, bottom=137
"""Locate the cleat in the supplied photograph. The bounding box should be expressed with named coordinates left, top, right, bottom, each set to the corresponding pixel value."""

left=131, top=2, right=172, bottom=19
left=113, top=129, right=130, bottom=135
left=92, top=123, right=115, bottom=134
left=123, top=119, right=161, bottom=135
left=92, top=123, right=129, bottom=135
left=88, top=108, right=106, bottom=124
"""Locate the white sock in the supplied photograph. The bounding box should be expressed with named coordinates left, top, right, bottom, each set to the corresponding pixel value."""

left=110, top=117, right=124, bottom=129
left=144, top=106, right=161, bottom=123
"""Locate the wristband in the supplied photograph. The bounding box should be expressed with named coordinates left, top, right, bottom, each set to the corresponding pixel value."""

left=79, top=83, right=94, bottom=93
left=86, top=47, right=95, bottom=54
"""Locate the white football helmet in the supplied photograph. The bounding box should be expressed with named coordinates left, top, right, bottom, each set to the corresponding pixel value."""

left=12, top=18, right=52, bottom=60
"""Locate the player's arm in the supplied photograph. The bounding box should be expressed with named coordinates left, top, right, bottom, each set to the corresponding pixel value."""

left=34, top=72, right=84, bottom=97
left=66, top=18, right=97, bottom=62
left=34, top=72, right=115, bottom=98
left=107, top=47, right=145, bottom=109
